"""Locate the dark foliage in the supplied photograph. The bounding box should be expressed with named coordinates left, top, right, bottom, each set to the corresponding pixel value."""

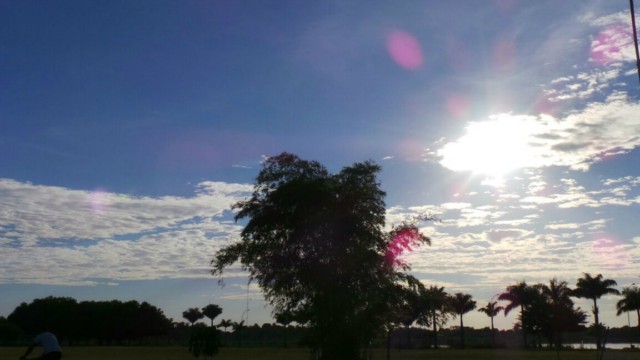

left=211, top=153, right=431, bottom=360
left=448, top=292, right=476, bottom=348
left=202, top=305, right=223, bottom=327
left=188, top=325, right=220, bottom=358
left=183, top=308, right=204, bottom=326
left=572, top=273, right=620, bottom=349
left=0, top=317, right=20, bottom=344
left=7, top=296, right=172, bottom=345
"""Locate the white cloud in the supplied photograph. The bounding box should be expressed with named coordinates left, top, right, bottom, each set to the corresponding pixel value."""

left=0, top=179, right=251, bottom=247
left=0, top=179, right=252, bottom=284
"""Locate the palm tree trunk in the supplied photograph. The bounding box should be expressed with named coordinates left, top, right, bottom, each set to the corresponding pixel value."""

left=460, top=315, right=465, bottom=348
left=593, top=298, right=601, bottom=350
left=432, top=312, right=438, bottom=349
left=521, top=304, right=527, bottom=348
left=490, top=316, right=495, bottom=348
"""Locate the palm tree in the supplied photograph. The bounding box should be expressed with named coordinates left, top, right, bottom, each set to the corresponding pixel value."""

left=232, top=320, right=246, bottom=347
left=541, top=278, right=584, bottom=349
left=448, top=292, right=476, bottom=348
left=478, top=300, right=503, bottom=348
left=616, top=286, right=640, bottom=330
left=498, top=281, right=534, bottom=348
left=182, top=307, right=204, bottom=326
left=217, top=319, right=233, bottom=332
left=416, top=285, right=449, bottom=349
left=572, top=273, right=620, bottom=349
left=202, top=304, right=223, bottom=327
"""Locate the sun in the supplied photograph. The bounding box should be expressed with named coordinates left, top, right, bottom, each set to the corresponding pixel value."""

left=438, top=114, right=542, bottom=182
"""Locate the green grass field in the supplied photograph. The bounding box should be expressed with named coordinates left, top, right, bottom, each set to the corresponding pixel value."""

left=1, top=347, right=638, bottom=360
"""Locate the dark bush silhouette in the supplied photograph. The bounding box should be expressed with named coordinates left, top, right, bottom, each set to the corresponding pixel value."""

left=7, top=296, right=172, bottom=345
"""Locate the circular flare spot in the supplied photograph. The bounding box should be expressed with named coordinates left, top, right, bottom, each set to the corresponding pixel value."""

left=387, top=31, right=423, bottom=70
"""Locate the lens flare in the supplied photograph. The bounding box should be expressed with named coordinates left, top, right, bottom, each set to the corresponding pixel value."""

left=89, top=188, right=111, bottom=213
left=386, top=30, right=423, bottom=70
left=493, top=38, right=517, bottom=71
left=446, top=94, right=471, bottom=119
left=590, top=24, right=630, bottom=65
left=494, top=0, right=517, bottom=14
left=590, top=236, right=631, bottom=270
left=385, top=227, right=422, bottom=268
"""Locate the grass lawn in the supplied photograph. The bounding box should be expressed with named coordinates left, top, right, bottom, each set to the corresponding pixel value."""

left=1, top=346, right=638, bottom=360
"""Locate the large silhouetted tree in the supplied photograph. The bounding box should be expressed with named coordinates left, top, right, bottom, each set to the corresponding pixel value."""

left=448, top=292, right=476, bottom=348
left=478, top=300, right=503, bottom=348
left=211, top=153, right=431, bottom=360
left=573, top=273, right=620, bottom=349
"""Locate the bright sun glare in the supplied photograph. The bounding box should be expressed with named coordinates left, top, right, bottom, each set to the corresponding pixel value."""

left=438, top=114, right=543, bottom=183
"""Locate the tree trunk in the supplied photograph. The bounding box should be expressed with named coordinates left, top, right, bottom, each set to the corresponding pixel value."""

left=490, top=316, right=496, bottom=348
left=432, top=312, right=438, bottom=349
left=593, top=298, right=601, bottom=350
left=521, top=304, right=527, bottom=348
left=460, top=315, right=465, bottom=349
left=386, top=328, right=392, bottom=360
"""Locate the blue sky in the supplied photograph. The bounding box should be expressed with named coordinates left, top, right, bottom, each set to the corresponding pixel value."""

left=2, top=0, right=640, bottom=330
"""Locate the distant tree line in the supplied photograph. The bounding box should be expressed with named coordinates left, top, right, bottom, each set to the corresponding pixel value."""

left=388, top=273, right=639, bottom=351
left=5, top=296, right=173, bottom=345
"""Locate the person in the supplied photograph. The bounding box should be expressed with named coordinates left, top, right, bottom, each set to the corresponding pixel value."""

left=20, top=331, right=62, bottom=360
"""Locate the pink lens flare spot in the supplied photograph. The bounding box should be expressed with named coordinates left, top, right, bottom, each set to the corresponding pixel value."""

left=591, top=236, right=631, bottom=270
left=89, top=188, right=111, bottom=213
left=385, top=227, right=422, bottom=268
left=533, top=95, right=559, bottom=116
left=590, top=25, right=629, bottom=65
left=446, top=94, right=471, bottom=119
left=396, top=138, right=426, bottom=162
left=493, top=39, right=517, bottom=71
left=494, top=0, right=517, bottom=14
left=387, top=31, right=424, bottom=70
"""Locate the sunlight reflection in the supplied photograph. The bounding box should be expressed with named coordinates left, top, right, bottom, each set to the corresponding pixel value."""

left=396, top=137, right=425, bottom=161
left=532, top=94, right=561, bottom=116
left=446, top=94, right=471, bottom=119
left=590, top=236, right=631, bottom=271
left=89, top=188, right=111, bottom=213
left=385, top=227, right=421, bottom=268
left=590, top=24, right=630, bottom=65
left=493, top=38, right=517, bottom=71
left=494, top=0, right=517, bottom=14
left=386, top=30, right=423, bottom=70
left=438, top=114, right=543, bottom=179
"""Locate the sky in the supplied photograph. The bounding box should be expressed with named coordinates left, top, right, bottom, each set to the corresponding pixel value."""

left=1, top=0, right=639, bottom=331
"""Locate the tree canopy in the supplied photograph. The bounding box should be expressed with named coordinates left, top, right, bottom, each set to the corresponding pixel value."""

left=211, top=153, right=431, bottom=360
left=7, top=297, right=172, bottom=345
left=573, top=273, right=619, bottom=349
left=616, top=286, right=640, bottom=329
